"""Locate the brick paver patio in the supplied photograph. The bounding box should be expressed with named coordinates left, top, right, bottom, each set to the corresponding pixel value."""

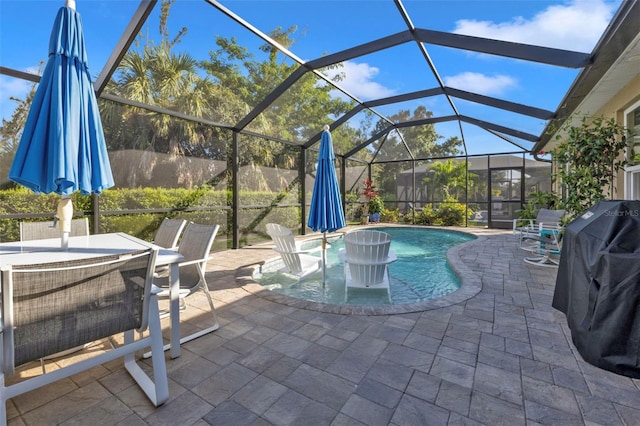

left=7, top=226, right=640, bottom=425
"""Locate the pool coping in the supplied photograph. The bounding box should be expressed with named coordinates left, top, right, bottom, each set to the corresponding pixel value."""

left=236, top=226, right=487, bottom=315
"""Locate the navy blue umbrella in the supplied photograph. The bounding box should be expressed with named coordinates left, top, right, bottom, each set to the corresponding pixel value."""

left=9, top=1, right=114, bottom=247
left=307, top=125, right=346, bottom=284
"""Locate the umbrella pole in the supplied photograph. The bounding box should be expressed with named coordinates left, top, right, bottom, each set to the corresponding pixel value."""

left=322, top=232, right=327, bottom=289
left=57, top=196, right=73, bottom=249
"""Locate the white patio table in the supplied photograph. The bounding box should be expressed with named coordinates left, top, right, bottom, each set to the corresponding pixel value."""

left=0, top=232, right=186, bottom=358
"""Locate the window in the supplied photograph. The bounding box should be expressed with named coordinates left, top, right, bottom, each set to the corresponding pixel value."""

left=624, top=101, right=640, bottom=199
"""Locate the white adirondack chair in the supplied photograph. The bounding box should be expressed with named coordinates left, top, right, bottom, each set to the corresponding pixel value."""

left=266, top=223, right=322, bottom=281
left=338, top=229, right=397, bottom=301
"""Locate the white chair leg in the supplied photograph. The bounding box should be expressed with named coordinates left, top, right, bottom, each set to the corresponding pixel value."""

left=124, top=295, right=168, bottom=406
left=386, top=267, right=392, bottom=303
left=143, top=284, right=220, bottom=359
left=1, top=372, right=6, bottom=426
left=198, top=282, right=220, bottom=329
left=171, top=283, right=220, bottom=346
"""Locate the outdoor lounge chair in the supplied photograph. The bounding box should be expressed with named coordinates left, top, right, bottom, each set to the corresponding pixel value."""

left=19, top=217, right=90, bottom=241
left=520, top=225, right=563, bottom=268
left=266, top=223, right=322, bottom=281
left=153, top=222, right=221, bottom=347
left=513, top=208, right=565, bottom=241
left=0, top=249, right=169, bottom=423
left=338, top=229, right=397, bottom=302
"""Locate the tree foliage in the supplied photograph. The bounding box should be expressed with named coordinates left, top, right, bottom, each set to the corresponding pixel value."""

left=422, top=159, right=476, bottom=202
left=0, top=66, right=41, bottom=189
left=367, top=107, right=463, bottom=198
left=1, top=0, right=461, bottom=197
left=551, top=116, right=627, bottom=217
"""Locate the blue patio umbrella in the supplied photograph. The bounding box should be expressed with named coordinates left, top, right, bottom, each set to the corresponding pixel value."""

left=8, top=1, right=114, bottom=248
left=307, top=125, right=346, bottom=285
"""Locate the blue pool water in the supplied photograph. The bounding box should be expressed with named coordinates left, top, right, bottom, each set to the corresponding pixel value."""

left=254, top=226, right=475, bottom=305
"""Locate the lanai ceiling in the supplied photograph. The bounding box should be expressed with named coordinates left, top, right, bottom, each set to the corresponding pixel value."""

left=1, top=0, right=638, bottom=162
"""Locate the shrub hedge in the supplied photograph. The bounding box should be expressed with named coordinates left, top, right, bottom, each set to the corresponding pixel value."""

left=0, top=187, right=298, bottom=243
left=0, top=187, right=471, bottom=243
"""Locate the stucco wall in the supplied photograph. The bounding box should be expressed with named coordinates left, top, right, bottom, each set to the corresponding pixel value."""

left=550, top=73, right=640, bottom=199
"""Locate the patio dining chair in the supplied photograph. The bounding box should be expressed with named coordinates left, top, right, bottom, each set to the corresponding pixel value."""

left=513, top=208, right=565, bottom=242
left=520, top=226, right=564, bottom=268
left=20, top=217, right=89, bottom=241
left=153, top=222, right=221, bottom=347
left=151, top=218, right=188, bottom=279
left=20, top=217, right=92, bottom=371
left=0, top=249, right=169, bottom=423
left=153, top=218, right=187, bottom=250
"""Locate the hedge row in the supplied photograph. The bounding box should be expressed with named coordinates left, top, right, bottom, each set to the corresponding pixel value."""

left=0, top=187, right=301, bottom=243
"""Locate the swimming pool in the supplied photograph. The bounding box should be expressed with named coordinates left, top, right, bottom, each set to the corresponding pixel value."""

left=254, top=226, right=476, bottom=306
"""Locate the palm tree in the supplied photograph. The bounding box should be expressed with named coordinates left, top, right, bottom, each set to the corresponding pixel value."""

left=422, top=159, right=471, bottom=201
left=100, top=1, right=227, bottom=188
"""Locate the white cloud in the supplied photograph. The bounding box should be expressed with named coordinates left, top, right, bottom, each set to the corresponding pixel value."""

left=444, top=72, right=517, bottom=96
left=322, top=61, right=396, bottom=101
left=453, top=0, right=616, bottom=51
left=0, top=75, right=32, bottom=99
left=0, top=75, right=34, bottom=120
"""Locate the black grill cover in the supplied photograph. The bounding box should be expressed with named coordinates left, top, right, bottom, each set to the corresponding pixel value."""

left=553, top=200, right=640, bottom=378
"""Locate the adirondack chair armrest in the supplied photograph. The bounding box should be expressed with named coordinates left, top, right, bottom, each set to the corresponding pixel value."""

left=339, top=248, right=397, bottom=266
left=273, top=246, right=325, bottom=255
left=299, top=244, right=328, bottom=254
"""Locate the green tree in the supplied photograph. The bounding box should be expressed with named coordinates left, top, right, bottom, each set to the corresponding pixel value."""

left=201, top=28, right=354, bottom=170
left=0, top=61, right=45, bottom=189
left=368, top=107, right=462, bottom=198
left=422, top=159, right=474, bottom=201
left=0, top=87, right=38, bottom=188
left=552, top=116, right=627, bottom=217
left=100, top=0, right=228, bottom=188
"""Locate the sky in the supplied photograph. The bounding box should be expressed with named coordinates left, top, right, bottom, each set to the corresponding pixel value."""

left=0, top=0, right=623, bottom=155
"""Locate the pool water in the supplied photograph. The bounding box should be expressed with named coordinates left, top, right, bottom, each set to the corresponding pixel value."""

left=254, top=227, right=476, bottom=305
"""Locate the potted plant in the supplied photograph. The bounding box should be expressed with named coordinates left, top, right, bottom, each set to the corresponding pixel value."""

left=360, top=206, right=370, bottom=224
left=361, top=178, right=378, bottom=224
left=368, top=195, right=384, bottom=223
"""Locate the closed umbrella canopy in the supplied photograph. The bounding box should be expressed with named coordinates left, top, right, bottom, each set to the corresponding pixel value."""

left=308, top=126, right=346, bottom=234
left=9, top=3, right=114, bottom=197
left=308, top=126, right=345, bottom=286
left=8, top=2, right=113, bottom=247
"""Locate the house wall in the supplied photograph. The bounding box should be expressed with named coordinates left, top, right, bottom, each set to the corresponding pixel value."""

left=593, top=74, right=640, bottom=198
left=549, top=73, right=640, bottom=200
left=597, top=73, right=640, bottom=119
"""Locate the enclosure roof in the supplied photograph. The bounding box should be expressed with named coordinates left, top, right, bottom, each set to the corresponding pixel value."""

left=1, top=0, right=638, bottom=162
left=534, top=0, right=640, bottom=154
left=398, top=155, right=547, bottom=174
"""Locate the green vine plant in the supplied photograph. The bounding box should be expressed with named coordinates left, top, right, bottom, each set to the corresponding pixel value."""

left=551, top=116, right=627, bottom=219
left=517, top=191, right=562, bottom=221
